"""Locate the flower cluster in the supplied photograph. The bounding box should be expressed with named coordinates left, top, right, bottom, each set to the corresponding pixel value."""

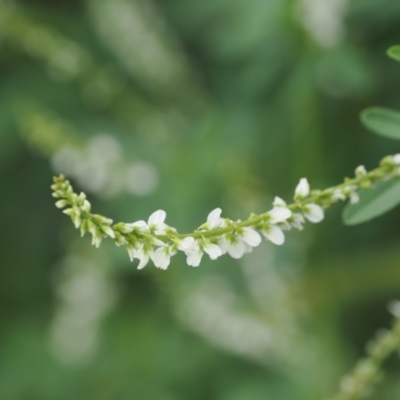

left=52, top=154, right=400, bottom=270
left=329, top=302, right=400, bottom=400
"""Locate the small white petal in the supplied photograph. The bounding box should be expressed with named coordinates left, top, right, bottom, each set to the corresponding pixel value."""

left=203, top=241, right=222, bottom=260
left=127, top=246, right=139, bottom=262
left=273, top=197, right=287, bottom=207
left=131, top=220, right=148, bottom=232
left=103, top=226, right=115, bottom=239
left=262, top=225, right=285, bottom=245
left=350, top=192, right=360, bottom=205
left=241, top=228, right=261, bottom=247
left=217, top=236, right=229, bottom=255
left=268, top=207, right=292, bottom=224
left=207, top=208, right=223, bottom=229
left=303, top=204, right=324, bottom=223
left=295, top=178, right=310, bottom=198
left=55, top=200, right=68, bottom=208
left=138, top=253, right=150, bottom=269
left=152, top=238, right=167, bottom=247
left=290, top=213, right=305, bottom=230
left=393, top=154, right=400, bottom=165
left=187, top=249, right=203, bottom=267
left=227, top=239, right=246, bottom=259
left=82, top=200, right=91, bottom=212
left=152, top=247, right=171, bottom=270
left=332, top=189, right=346, bottom=201
left=154, top=223, right=168, bottom=235
left=92, top=235, right=102, bottom=248
left=148, top=210, right=166, bottom=226
left=178, top=237, right=195, bottom=251
left=355, top=165, right=367, bottom=176
left=278, top=220, right=292, bottom=231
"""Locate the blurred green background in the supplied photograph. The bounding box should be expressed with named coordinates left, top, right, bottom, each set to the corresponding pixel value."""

left=1, top=0, right=400, bottom=399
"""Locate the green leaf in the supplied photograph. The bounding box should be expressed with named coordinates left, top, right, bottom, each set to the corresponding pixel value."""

left=360, top=107, right=400, bottom=140
left=387, top=45, right=400, bottom=63
left=343, top=178, right=400, bottom=225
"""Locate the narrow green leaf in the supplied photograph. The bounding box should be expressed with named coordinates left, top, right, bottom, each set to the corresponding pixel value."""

left=387, top=45, right=400, bottom=63
left=360, top=107, right=400, bottom=140
left=343, top=178, right=400, bottom=225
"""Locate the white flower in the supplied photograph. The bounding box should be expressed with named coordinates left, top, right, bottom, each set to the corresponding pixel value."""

left=227, top=238, right=247, bottom=259
left=127, top=244, right=154, bottom=270
left=295, top=178, right=310, bottom=198
left=273, top=196, right=287, bottom=207
left=92, top=234, right=102, bottom=248
left=217, top=236, right=229, bottom=255
left=332, top=189, right=346, bottom=201
left=393, top=154, right=400, bottom=165
left=202, top=239, right=223, bottom=260
left=262, top=225, right=285, bottom=245
left=152, top=246, right=176, bottom=270
left=216, top=235, right=245, bottom=258
left=179, top=238, right=204, bottom=267
left=277, top=220, right=292, bottom=231
left=240, top=227, right=262, bottom=247
left=290, top=213, right=305, bottom=230
left=187, top=248, right=203, bottom=267
left=55, top=199, right=69, bottom=208
left=148, top=210, right=168, bottom=234
left=355, top=165, right=367, bottom=177
left=130, top=220, right=149, bottom=233
left=101, top=226, right=115, bottom=239
left=201, top=208, right=224, bottom=230
left=268, top=207, right=292, bottom=224
left=178, top=237, right=195, bottom=251
left=303, top=203, right=324, bottom=223
left=350, top=191, right=360, bottom=205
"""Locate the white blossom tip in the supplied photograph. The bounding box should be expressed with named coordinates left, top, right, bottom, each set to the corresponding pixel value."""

left=295, top=178, right=310, bottom=198
left=303, top=204, right=324, bottom=223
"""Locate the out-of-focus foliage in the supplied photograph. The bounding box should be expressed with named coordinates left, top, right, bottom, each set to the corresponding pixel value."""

left=2, top=0, right=400, bottom=399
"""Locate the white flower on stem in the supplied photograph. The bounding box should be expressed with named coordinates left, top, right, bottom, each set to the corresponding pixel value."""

left=240, top=227, right=262, bottom=247
left=177, top=237, right=204, bottom=267
left=303, top=204, right=324, bottom=223
left=350, top=191, right=360, bottom=205
left=178, top=236, right=203, bottom=267
left=355, top=165, right=367, bottom=177
left=55, top=199, right=69, bottom=209
left=126, top=243, right=153, bottom=270
left=262, top=224, right=285, bottom=245
left=202, top=238, right=223, bottom=260
left=101, top=226, right=115, bottom=239
left=200, top=208, right=224, bottom=230
left=148, top=210, right=168, bottom=235
left=294, top=178, right=310, bottom=198
left=268, top=207, right=292, bottom=224
left=332, top=189, right=346, bottom=201
left=130, top=220, right=149, bottom=233
left=178, top=237, right=195, bottom=251
left=277, top=220, right=292, bottom=231
left=272, top=196, right=287, bottom=207
left=82, top=199, right=91, bottom=213
left=152, top=246, right=177, bottom=270
left=187, top=248, right=203, bottom=267
left=137, top=252, right=151, bottom=269
left=290, top=213, right=305, bottom=230
left=227, top=238, right=247, bottom=259
left=217, top=235, right=229, bottom=255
